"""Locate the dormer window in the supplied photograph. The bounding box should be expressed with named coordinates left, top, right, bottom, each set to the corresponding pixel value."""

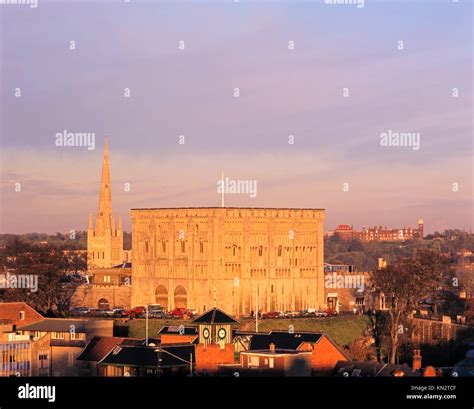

left=19, top=311, right=25, bottom=321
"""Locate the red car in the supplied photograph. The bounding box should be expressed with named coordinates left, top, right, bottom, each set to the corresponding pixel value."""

left=169, top=308, right=194, bottom=319
left=123, top=306, right=146, bottom=319
left=324, top=308, right=338, bottom=316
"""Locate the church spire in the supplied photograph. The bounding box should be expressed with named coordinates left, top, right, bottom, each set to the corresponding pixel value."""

left=98, top=137, right=113, bottom=218
left=87, top=137, right=124, bottom=269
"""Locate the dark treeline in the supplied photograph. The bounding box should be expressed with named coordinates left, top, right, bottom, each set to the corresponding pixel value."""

left=0, top=231, right=132, bottom=250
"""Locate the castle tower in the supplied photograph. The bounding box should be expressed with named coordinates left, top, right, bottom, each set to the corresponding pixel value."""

left=87, top=138, right=124, bottom=269
left=417, top=218, right=424, bottom=240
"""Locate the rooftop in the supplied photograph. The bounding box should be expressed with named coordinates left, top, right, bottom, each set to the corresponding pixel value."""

left=131, top=207, right=324, bottom=211
left=0, top=302, right=44, bottom=326
left=19, top=318, right=90, bottom=333
left=192, top=307, right=237, bottom=324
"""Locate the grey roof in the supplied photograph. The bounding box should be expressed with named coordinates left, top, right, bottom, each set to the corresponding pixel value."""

left=192, top=307, right=237, bottom=324
left=157, top=325, right=198, bottom=335
left=18, top=318, right=88, bottom=333
left=245, top=330, right=324, bottom=351
left=99, top=344, right=194, bottom=368
left=333, top=361, right=419, bottom=377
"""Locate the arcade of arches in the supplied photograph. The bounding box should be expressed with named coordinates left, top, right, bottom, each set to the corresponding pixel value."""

left=154, top=285, right=187, bottom=310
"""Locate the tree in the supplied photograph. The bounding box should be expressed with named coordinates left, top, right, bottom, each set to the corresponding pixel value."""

left=369, top=249, right=450, bottom=364
left=0, top=238, right=85, bottom=315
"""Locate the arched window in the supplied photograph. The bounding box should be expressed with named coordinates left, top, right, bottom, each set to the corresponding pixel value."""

left=277, top=246, right=282, bottom=257
left=162, top=241, right=166, bottom=253
left=232, top=245, right=237, bottom=256
left=181, top=241, right=185, bottom=253
left=258, top=246, right=263, bottom=257
left=200, top=241, right=204, bottom=253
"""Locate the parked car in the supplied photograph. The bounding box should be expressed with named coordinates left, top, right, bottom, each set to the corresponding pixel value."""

left=99, top=309, right=115, bottom=317
left=281, top=310, right=298, bottom=318
left=88, top=308, right=101, bottom=316
left=168, top=308, right=194, bottom=319
left=325, top=308, right=338, bottom=316
left=123, top=306, right=146, bottom=319
left=70, top=307, right=92, bottom=316
left=112, top=309, right=125, bottom=318
left=262, top=311, right=281, bottom=319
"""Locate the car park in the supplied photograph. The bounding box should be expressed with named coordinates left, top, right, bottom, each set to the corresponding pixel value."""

left=262, top=311, right=281, bottom=319
left=70, top=307, right=92, bottom=316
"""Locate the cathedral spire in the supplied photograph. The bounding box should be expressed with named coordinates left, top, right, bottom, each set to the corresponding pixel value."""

left=98, top=137, right=112, bottom=218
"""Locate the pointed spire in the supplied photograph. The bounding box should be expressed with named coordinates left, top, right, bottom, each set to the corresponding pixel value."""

left=98, top=137, right=113, bottom=218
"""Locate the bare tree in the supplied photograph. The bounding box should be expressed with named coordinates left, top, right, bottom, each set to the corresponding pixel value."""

left=370, top=249, right=449, bottom=364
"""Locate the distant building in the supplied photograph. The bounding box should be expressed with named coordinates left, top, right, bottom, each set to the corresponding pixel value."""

left=0, top=303, right=45, bottom=377
left=18, top=318, right=113, bottom=376
left=240, top=344, right=312, bottom=376
left=329, top=219, right=424, bottom=242
left=0, top=322, right=35, bottom=376
left=236, top=330, right=349, bottom=376
left=73, top=140, right=131, bottom=310
left=77, top=335, right=195, bottom=377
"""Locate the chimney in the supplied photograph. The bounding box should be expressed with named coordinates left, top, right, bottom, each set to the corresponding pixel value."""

left=412, top=349, right=422, bottom=371
left=269, top=343, right=276, bottom=353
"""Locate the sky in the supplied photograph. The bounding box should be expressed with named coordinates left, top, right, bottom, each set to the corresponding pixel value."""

left=0, top=0, right=472, bottom=234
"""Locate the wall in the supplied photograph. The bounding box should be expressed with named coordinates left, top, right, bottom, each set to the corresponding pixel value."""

left=131, top=208, right=325, bottom=315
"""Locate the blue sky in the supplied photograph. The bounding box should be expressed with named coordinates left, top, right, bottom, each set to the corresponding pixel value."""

left=0, top=0, right=472, bottom=233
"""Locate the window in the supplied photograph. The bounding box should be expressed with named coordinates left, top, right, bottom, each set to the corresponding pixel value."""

left=51, top=332, right=65, bottom=340
left=39, top=350, right=49, bottom=369
left=277, top=246, right=282, bottom=257
left=103, top=276, right=111, bottom=283
left=68, top=352, right=75, bottom=366
left=200, top=241, right=204, bottom=254
left=248, top=356, right=260, bottom=367
left=356, top=297, right=364, bottom=306
left=269, top=358, right=274, bottom=368
left=19, top=311, right=25, bottom=321
left=70, top=332, right=85, bottom=341
left=181, top=241, right=185, bottom=253
left=258, top=246, right=263, bottom=257
left=232, top=245, right=237, bottom=256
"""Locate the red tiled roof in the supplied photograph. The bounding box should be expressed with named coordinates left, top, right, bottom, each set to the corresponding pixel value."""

left=336, top=225, right=352, bottom=231
left=0, top=302, right=44, bottom=326
left=77, top=336, right=143, bottom=362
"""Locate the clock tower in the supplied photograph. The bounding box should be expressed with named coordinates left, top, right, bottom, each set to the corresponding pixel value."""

left=192, top=308, right=237, bottom=373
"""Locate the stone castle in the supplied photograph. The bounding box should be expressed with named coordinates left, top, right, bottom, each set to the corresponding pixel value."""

left=80, top=140, right=326, bottom=314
